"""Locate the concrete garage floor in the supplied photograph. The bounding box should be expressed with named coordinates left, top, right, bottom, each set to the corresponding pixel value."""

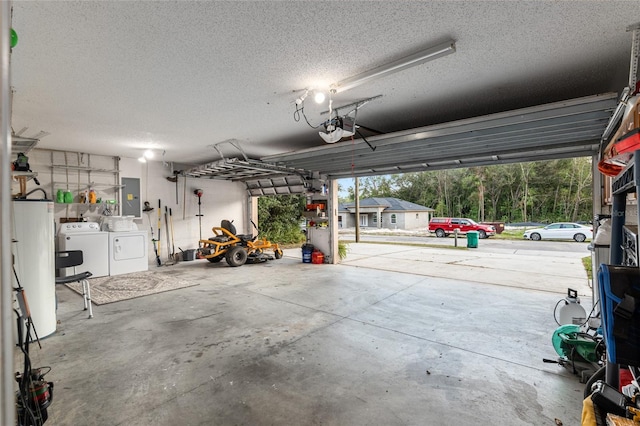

left=30, top=243, right=589, bottom=426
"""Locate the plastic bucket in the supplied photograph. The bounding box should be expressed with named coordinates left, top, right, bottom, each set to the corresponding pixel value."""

left=182, top=249, right=196, bottom=261
left=467, top=231, right=479, bottom=248
left=301, top=243, right=314, bottom=263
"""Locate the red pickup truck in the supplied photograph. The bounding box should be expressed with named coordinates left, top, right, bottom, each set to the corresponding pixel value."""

left=428, top=217, right=496, bottom=239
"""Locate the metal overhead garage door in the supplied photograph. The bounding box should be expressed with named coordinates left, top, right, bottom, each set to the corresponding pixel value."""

left=262, top=93, right=618, bottom=178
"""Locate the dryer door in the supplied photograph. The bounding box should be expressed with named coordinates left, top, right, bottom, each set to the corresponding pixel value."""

left=109, top=232, right=149, bottom=276
left=113, top=234, right=145, bottom=260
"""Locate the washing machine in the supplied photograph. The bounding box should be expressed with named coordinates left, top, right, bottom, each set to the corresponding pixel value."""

left=58, top=222, right=109, bottom=278
left=108, top=230, right=149, bottom=276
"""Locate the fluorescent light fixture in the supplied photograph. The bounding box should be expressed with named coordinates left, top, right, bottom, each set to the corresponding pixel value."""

left=138, top=156, right=147, bottom=163
left=143, top=149, right=154, bottom=159
left=330, top=40, right=456, bottom=94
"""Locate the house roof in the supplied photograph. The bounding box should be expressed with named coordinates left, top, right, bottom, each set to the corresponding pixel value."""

left=341, top=197, right=433, bottom=212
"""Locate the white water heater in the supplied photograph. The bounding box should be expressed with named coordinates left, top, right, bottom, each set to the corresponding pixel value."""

left=12, top=200, right=56, bottom=338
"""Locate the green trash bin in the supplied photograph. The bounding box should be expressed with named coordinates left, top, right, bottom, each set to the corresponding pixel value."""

left=467, top=231, right=479, bottom=248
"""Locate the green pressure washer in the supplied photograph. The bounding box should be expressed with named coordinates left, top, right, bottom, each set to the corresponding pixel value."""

left=543, top=289, right=605, bottom=383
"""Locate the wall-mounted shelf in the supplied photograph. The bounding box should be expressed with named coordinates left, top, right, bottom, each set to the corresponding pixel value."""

left=46, top=150, right=122, bottom=219
left=12, top=171, right=38, bottom=178
left=304, top=200, right=329, bottom=226
left=11, top=135, right=39, bottom=154
left=50, top=165, right=120, bottom=173
left=54, top=202, right=119, bottom=206
left=53, top=181, right=124, bottom=191
left=11, top=172, right=39, bottom=196
left=303, top=209, right=327, bottom=219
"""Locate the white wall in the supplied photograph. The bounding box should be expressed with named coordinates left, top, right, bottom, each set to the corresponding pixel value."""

left=138, top=160, right=247, bottom=260
left=14, top=149, right=247, bottom=264
left=399, top=211, right=430, bottom=230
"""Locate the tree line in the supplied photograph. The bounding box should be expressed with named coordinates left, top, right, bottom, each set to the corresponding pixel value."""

left=341, top=158, right=594, bottom=224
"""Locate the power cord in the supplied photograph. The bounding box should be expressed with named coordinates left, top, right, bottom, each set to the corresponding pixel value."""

left=293, top=100, right=339, bottom=130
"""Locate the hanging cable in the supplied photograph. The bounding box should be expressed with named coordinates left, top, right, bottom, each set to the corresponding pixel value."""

left=351, top=134, right=355, bottom=174
left=293, top=103, right=324, bottom=129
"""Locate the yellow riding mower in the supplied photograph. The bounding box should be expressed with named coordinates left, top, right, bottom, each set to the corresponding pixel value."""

left=198, top=220, right=283, bottom=267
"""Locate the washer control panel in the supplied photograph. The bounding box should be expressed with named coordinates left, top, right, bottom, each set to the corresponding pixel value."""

left=59, top=222, right=102, bottom=233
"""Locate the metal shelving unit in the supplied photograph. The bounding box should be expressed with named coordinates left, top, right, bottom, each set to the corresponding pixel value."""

left=611, top=154, right=640, bottom=264
left=606, top=151, right=640, bottom=388
left=47, top=150, right=122, bottom=219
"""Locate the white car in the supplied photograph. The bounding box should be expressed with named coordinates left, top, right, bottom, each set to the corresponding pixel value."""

left=523, top=222, right=593, bottom=242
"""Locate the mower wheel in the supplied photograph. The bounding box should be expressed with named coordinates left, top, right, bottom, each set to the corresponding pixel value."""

left=274, top=249, right=283, bottom=259
left=225, top=246, right=248, bottom=267
left=207, top=256, right=223, bottom=263
left=583, top=365, right=605, bottom=398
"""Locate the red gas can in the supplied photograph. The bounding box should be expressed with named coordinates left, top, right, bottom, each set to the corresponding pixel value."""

left=311, top=250, right=324, bottom=264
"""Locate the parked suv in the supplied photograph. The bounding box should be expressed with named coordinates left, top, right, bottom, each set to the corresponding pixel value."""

left=428, top=217, right=496, bottom=239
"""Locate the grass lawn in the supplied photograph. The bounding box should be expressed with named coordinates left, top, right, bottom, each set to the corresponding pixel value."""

left=582, top=255, right=593, bottom=280
left=493, top=229, right=525, bottom=240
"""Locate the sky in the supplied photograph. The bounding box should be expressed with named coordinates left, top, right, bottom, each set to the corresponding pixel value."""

left=337, top=178, right=354, bottom=199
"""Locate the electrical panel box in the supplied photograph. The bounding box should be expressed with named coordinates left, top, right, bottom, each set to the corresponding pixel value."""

left=121, top=177, right=141, bottom=218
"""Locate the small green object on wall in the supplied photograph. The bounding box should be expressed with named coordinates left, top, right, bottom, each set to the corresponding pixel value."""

left=10, top=28, right=17, bottom=48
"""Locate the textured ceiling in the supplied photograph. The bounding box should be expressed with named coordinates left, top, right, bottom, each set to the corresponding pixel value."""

left=9, top=1, right=640, bottom=168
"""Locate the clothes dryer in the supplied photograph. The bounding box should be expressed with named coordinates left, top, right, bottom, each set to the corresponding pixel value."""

left=108, top=230, right=148, bottom=276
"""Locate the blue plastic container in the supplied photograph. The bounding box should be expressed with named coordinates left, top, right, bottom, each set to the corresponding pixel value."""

left=302, top=243, right=314, bottom=263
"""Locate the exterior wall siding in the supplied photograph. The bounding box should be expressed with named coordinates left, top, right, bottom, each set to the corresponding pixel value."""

left=338, top=202, right=432, bottom=230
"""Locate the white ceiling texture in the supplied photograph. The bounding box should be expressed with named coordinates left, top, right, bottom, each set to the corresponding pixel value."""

left=9, top=1, right=640, bottom=189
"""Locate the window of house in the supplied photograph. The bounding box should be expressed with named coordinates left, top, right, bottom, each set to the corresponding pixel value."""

left=372, top=214, right=377, bottom=223
left=391, top=214, right=397, bottom=224
left=416, top=213, right=419, bottom=219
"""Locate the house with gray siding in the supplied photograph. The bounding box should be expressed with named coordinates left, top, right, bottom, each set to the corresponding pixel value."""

left=338, top=197, right=434, bottom=230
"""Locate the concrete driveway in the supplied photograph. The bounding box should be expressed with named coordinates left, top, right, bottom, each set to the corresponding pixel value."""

left=332, top=241, right=591, bottom=298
